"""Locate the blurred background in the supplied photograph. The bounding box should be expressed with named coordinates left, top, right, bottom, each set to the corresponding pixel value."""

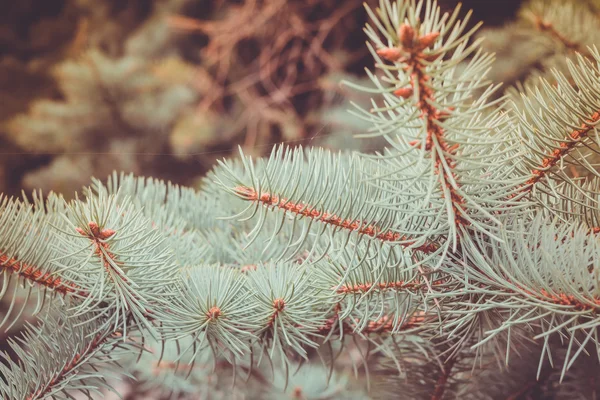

left=0, top=0, right=522, bottom=198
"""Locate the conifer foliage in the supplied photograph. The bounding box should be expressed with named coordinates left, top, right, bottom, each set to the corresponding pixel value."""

left=2, top=0, right=600, bottom=398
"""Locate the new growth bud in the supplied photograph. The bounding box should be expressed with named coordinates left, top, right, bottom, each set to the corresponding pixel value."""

left=376, top=47, right=403, bottom=62
left=418, top=32, right=440, bottom=49
left=398, top=23, right=416, bottom=49
left=393, top=87, right=414, bottom=98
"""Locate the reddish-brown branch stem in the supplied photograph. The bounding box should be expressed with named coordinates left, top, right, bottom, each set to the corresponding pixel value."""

left=531, top=15, right=589, bottom=56
left=475, top=268, right=600, bottom=312
left=410, top=56, right=468, bottom=227
left=526, top=288, right=600, bottom=311
left=377, top=25, right=469, bottom=228
left=26, top=330, right=121, bottom=400
left=337, top=265, right=600, bottom=312
left=335, top=278, right=448, bottom=295
left=0, top=254, right=79, bottom=296
left=526, top=111, right=600, bottom=188
left=431, top=357, right=456, bottom=400
left=317, top=311, right=426, bottom=336
left=234, top=186, right=439, bottom=253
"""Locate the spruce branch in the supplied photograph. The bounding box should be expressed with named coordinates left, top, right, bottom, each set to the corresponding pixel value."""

left=157, top=264, right=257, bottom=360
left=345, top=0, right=526, bottom=253
left=0, top=254, right=76, bottom=295
left=537, top=177, right=600, bottom=230
left=374, top=20, right=470, bottom=230
left=211, top=0, right=600, bottom=386
left=50, top=190, right=180, bottom=338
left=233, top=186, right=439, bottom=254
left=0, top=192, right=79, bottom=330
left=526, top=110, right=600, bottom=186
left=155, top=258, right=431, bottom=374
left=524, top=0, right=596, bottom=59
left=368, top=338, right=466, bottom=400
left=215, top=145, right=442, bottom=262
left=92, top=171, right=219, bottom=233
left=483, top=0, right=600, bottom=101
left=0, top=312, right=138, bottom=400
left=128, top=335, right=245, bottom=399
left=442, top=215, right=600, bottom=380
left=512, top=50, right=600, bottom=198
left=246, top=262, right=329, bottom=362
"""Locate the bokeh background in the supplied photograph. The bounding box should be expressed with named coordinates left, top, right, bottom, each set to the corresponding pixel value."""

left=0, top=0, right=522, bottom=199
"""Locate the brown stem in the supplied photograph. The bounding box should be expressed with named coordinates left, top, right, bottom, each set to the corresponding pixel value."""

left=234, top=186, right=439, bottom=253
left=335, top=277, right=449, bottom=295
left=525, top=111, right=600, bottom=188
left=316, top=312, right=427, bottom=336
left=0, top=254, right=79, bottom=296
left=377, top=24, right=469, bottom=229
left=531, top=15, right=590, bottom=57
left=27, top=329, right=122, bottom=400
left=431, top=357, right=456, bottom=400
